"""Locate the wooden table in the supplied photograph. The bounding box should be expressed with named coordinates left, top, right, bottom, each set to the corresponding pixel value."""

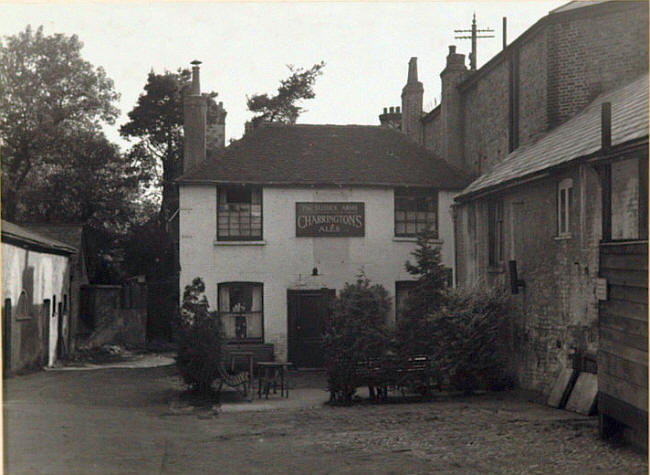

left=257, top=361, right=292, bottom=399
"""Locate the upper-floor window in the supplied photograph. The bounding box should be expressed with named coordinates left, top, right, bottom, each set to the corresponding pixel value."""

left=488, top=199, right=504, bottom=267
left=394, top=188, right=438, bottom=238
left=217, top=186, right=262, bottom=241
left=557, top=178, right=573, bottom=237
left=218, top=282, right=263, bottom=341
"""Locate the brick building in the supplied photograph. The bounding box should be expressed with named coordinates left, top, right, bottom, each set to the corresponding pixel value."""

left=387, top=0, right=648, bottom=445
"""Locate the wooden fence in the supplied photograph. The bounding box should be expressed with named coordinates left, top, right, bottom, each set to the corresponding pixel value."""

left=598, top=240, right=648, bottom=448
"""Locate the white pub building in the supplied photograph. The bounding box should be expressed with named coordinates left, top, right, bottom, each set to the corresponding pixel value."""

left=177, top=63, right=469, bottom=367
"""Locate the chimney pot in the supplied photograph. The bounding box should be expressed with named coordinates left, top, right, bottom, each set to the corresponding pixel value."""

left=449, top=45, right=456, bottom=54
left=389, top=106, right=394, bottom=113
left=396, top=106, right=401, bottom=113
left=190, top=60, right=201, bottom=95
left=383, top=107, right=388, bottom=114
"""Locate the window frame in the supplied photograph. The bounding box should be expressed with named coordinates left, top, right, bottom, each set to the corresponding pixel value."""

left=217, top=282, right=264, bottom=343
left=394, top=187, right=439, bottom=238
left=488, top=199, right=504, bottom=267
left=217, top=186, right=263, bottom=241
left=557, top=178, right=573, bottom=238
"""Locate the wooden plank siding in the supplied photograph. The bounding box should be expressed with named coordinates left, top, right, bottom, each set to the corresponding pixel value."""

left=598, top=240, right=648, bottom=434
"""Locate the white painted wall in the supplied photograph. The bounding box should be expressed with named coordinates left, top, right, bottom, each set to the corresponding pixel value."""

left=180, top=185, right=458, bottom=361
left=1, top=242, right=70, bottom=368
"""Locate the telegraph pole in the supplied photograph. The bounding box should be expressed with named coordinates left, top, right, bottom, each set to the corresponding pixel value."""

left=454, top=13, right=495, bottom=70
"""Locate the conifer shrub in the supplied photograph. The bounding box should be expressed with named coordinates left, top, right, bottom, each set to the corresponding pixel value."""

left=431, top=287, right=515, bottom=392
left=396, top=229, right=451, bottom=356
left=175, top=278, right=224, bottom=394
left=323, top=275, right=391, bottom=405
left=395, top=229, right=515, bottom=393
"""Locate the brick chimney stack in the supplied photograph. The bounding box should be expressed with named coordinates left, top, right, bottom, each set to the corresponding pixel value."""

left=183, top=60, right=207, bottom=173
left=379, top=106, right=402, bottom=129
left=440, top=46, right=471, bottom=172
left=401, top=57, right=424, bottom=142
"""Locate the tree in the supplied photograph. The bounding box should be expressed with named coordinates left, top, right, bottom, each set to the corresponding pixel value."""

left=120, top=69, right=222, bottom=223
left=403, top=228, right=450, bottom=316
left=396, top=228, right=451, bottom=355
left=0, top=25, right=121, bottom=221
left=246, top=61, right=325, bottom=125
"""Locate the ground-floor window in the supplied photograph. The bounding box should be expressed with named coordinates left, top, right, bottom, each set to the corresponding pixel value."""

left=488, top=199, right=504, bottom=267
left=395, top=281, right=418, bottom=319
left=218, top=282, right=263, bottom=341
left=395, top=270, right=452, bottom=319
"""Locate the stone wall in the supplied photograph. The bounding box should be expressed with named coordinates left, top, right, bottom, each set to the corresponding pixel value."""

left=80, top=284, right=147, bottom=349
left=455, top=165, right=603, bottom=393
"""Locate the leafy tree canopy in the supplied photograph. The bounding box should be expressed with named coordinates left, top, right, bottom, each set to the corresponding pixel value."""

left=246, top=61, right=325, bottom=124
left=120, top=68, right=222, bottom=222
left=0, top=25, right=124, bottom=222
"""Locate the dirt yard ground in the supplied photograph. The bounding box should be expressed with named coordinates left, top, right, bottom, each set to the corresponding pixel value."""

left=4, top=362, right=647, bottom=474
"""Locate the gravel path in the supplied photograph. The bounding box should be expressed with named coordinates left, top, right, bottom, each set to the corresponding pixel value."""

left=4, top=364, right=647, bottom=474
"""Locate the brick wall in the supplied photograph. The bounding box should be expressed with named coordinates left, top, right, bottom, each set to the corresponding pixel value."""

left=462, top=60, right=511, bottom=176
left=547, top=2, right=649, bottom=128
left=517, top=29, right=548, bottom=147
left=422, top=109, right=443, bottom=158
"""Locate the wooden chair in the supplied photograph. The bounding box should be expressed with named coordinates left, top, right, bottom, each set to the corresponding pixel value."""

left=216, top=352, right=253, bottom=401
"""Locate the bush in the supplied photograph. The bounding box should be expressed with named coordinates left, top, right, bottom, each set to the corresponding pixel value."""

left=175, top=278, right=224, bottom=393
left=323, top=275, right=391, bottom=404
left=429, top=287, right=515, bottom=392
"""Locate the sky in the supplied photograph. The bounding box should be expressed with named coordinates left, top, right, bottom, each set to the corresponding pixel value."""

left=2, top=1, right=564, bottom=150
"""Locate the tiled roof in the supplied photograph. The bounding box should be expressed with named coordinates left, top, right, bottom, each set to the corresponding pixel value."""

left=178, top=124, right=471, bottom=190
left=2, top=220, right=76, bottom=255
left=19, top=223, right=84, bottom=251
left=458, top=74, right=648, bottom=200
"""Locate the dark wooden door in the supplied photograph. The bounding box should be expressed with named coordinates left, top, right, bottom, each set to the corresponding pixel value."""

left=288, top=289, right=335, bottom=368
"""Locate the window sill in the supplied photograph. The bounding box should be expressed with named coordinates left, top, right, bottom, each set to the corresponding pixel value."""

left=15, top=316, right=32, bottom=322
left=554, top=234, right=572, bottom=241
left=393, top=237, right=443, bottom=244
left=214, top=240, right=266, bottom=246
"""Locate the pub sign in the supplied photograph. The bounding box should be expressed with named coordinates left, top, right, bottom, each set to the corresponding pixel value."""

left=296, top=202, right=365, bottom=237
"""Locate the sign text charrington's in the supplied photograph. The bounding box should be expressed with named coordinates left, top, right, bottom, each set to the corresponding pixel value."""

left=295, top=202, right=365, bottom=237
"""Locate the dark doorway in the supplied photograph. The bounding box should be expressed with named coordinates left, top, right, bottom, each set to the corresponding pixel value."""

left=42, top=300, right=50, bottom=366
left=3, top=299, right=11, bottom=374
left=287, top=289, right=335, bottom=368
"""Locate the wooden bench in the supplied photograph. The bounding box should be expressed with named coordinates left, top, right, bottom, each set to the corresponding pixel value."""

left=335, top=355, right=436, bottom=401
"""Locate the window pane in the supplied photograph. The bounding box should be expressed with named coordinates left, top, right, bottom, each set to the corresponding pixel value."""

left=406, top=223, right=416, bottom=234
left=396, top=223, right=406, bottom=234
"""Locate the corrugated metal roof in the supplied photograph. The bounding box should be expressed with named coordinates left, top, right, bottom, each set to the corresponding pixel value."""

left=2, top=220, right=76, bottom=254
left=458, top=74, right=648, bottom=200
left=177, top=124, right=471, bottom=190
